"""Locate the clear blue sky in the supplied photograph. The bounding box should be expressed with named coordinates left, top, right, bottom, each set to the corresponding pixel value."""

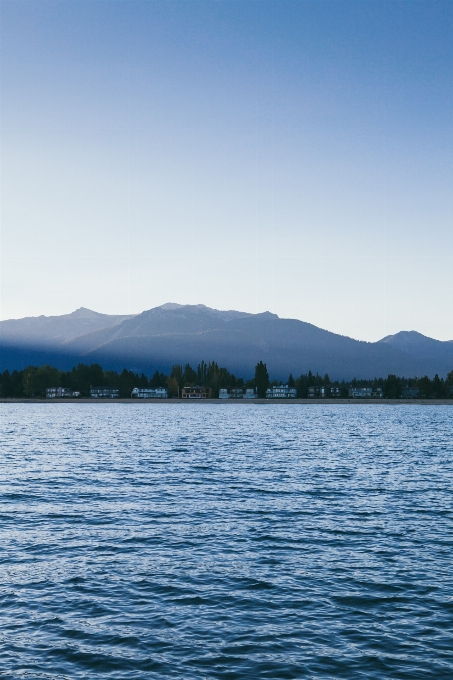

left=1, top=0, right=452, bottom=340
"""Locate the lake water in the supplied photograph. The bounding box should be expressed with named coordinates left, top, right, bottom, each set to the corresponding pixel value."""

left=1, top=403, right=452, bottom=679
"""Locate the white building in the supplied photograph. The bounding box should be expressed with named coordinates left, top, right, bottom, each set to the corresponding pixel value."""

left=90, top=386, right=119, bottom=398
left=266, top=385, right=297, bottom=398
left=131, top=387, right=168, bottom=399
left=349, top=387, right=372, bottom=398
left=219, top=388, right=257, bottom=399
left=46, top=387, right=78, bottom=398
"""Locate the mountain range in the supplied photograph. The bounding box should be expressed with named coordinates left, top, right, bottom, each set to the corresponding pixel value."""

left=1, top=303, right=452, bottom=380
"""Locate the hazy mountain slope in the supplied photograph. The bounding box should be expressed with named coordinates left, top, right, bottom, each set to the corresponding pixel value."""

left=379, top=331, right=452, bottom=355
left=0, top=307, right=136, bottom=346
left=61, top=306, right=453, bottom=379
left=1, top=304, right=452, bottom=379
left=377, top=331, right=453, bottom=375
left=60, top=305, right=265, bottom=353
left=78, top=332, right=445, bottom=380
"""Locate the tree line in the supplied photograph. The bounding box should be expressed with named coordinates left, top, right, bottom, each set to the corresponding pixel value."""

left=0, top=361, right=452, bottom=399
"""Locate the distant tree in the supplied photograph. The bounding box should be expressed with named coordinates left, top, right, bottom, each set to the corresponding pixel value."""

left=150, top=370, right=162, bottom=388
left=139, top=372, right=149, bottom=388
left=103, top=370, right=119, bottom=386
left=10, top=370, right=25, bottom=397
left=254, top=361, right=269, bottom=398
left=417, top=375, right=432, bottom=399
left=295, top=375, right=306, bottom=398
left=340, top=380, right=349, bottom=398
left=67, top=363, right=104, bottom=395
left=22, top=366, right=38, bottom=397
left=197, top=361, right=208, bottom=385
left=288, top=374, right=295, bottom=388
left=323, top=373, right=330, bottom=385
left=35, top=364, right=61, bottom=396
left=218, top=366, right=234, bottom=391
left=166, top=376, right=179, bottom=398
left=0, top=370, right=13, bottom=398
left=446, top=370, right=453, bottom=399
left=206, top=361, right=235, bottom=397
left=117, top=369, right=137, bottom=398
left=432, top=374, right=444, bottom=399
left=183, top=363, right=197, bottom=385
left=383, top=374, right=401, bottom=399
left=205, top=361, right=219, bottom=395
left=171, top=365, right=183, bottom=388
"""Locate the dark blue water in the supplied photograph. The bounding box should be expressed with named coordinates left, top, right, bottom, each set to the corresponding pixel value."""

left=1, top=404, right=452, bottom=678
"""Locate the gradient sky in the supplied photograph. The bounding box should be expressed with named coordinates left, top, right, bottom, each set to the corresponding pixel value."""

left=1, top=0, right=452, bottom=340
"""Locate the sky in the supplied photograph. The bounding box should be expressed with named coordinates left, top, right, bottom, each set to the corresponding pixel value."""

left=1, top=0, right=452, bottom=341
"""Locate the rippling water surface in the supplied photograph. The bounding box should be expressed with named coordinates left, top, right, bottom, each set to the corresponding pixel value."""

left=1, top=403, right=452, bottom=678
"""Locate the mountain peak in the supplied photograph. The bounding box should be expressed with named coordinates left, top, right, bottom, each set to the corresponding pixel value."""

left=158, top=303, right=185, bottom=310
left=151, top=303, right=252, bottom=320
left=378, top=331, right=445, bottom=355
left=69, top=307, right=103, bottom=318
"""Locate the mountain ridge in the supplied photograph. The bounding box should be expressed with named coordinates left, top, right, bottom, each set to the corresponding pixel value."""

left=1, top=304, right=452, bottom=380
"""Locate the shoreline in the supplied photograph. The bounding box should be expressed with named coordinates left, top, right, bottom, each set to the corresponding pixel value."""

left=1, top=398, right=452, bottom=405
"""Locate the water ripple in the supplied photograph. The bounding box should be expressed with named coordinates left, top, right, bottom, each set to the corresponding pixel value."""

left=1, top=404, right=452, bottom=678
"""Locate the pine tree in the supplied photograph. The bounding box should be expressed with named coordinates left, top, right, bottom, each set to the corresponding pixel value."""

left=254, top=361, right=269, bottom=398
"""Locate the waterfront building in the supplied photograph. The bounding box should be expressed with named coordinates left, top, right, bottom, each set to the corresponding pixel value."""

left=349, top=387, right=373, bottom=398
left=266, top=385, right=297, bottom=398
left=308, top=386, right=339, bottom=397
left=401, top=387, right=419, bottom=399
left=46, top=387, right=78, bottom=398
left=131, top=387, right=168, bottom=399
left=219, top=387, right=256, bottom=399
left=218, top=388, right=258, bottom=399
left=181, top=386, right=212, bottom=399
left=90, top=386, right=119, bottom=398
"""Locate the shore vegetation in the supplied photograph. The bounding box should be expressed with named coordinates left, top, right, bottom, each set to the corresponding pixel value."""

left=1, top=363, right=452, bottom=400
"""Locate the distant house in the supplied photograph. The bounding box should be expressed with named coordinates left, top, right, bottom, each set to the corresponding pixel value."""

left=401, top=386, right=419, bottom=399
left=46, top=387, right=78, bottom=398
left=219, top=387, right=250, bottom=399
left=181, top=386, right=212, bottom=399
left=131, top=387, right=168, bottom=399
left=349, top=387, right=372, bottom=398
left=266, top=385, right=297, bottom=398
left=372, top=388, right=383, bottom=398
left=90, top=386, right=119, bottom=398
left=308, top=386, right=341, bottom=398
left=244, top=388, right=257, bottom=399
